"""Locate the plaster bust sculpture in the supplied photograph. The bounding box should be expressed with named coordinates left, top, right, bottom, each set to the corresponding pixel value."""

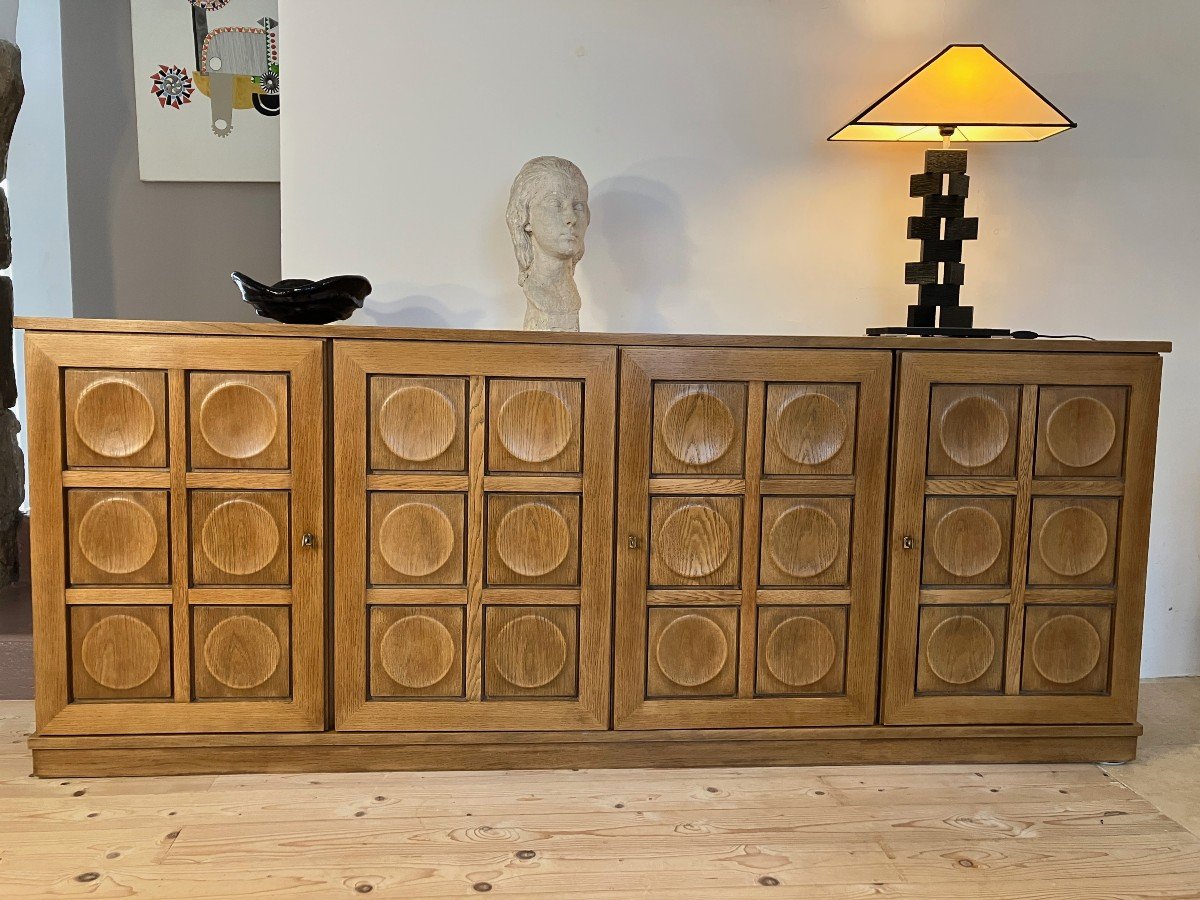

left=506, top=156, right=589, bottom=331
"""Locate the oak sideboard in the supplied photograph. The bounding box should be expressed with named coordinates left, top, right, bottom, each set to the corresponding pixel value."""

left=17, top=317, right=1168, bottom=776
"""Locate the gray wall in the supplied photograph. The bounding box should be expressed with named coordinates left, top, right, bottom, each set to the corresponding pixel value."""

left=60, top=0, right=280, bottom=322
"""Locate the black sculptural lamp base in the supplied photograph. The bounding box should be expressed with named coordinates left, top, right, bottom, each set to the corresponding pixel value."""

left=869, top=147, right=1009, bottom=339
left=866, top=325, right=1011, bottom=338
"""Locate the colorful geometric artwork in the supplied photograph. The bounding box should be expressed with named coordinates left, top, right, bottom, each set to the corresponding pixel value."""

left=150, top=64, right=195, bottom=108
left=131, top=0, right=280, bottom=182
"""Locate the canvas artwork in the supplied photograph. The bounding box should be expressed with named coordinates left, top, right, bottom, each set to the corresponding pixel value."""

left=131, top=0, right=280, bottom=182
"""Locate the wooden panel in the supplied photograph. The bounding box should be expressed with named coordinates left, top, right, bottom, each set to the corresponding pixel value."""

left=646, top=607, right=738, bottom=698
left=188, top=371, right=289, bottom=470
left=63, top=369, right=167, bottom=468
left=485, top=493, right=580, bottom=586
left=67, top=489, right=170, bottom=585
left=1035, top=385, right=1127, bottom=478
left=369, top=375, right=466, bottom=472
left=920, top=496, right=1013, bottom=587
left=927, top=384, right=1020, bottom=477
left=758, top=496, right=852, bottom=587
left=26, top=333, right=325, bottom=735
left=484, top=605, right=578, bottom=698
left=915, top=605, right=1006, bottom=695
left=334, top=340, right=613, bottom=731
left=191, top=606, right=291, bottom=700
left=755, top=605, right=846, bottom=695
left=369, top=605, right=464, bottom=698
left=69, top=605, right=172, bottom=701
left=648, top=495, right=742, bottom=587
left=18, top=315, right=1173, bottom=353
left=616, top=347, right=892, bottom=729
left=190, top=490, right=291, bottom=586
left=1027, top=497, right=1120, bottom=586
left=29, top=731, right=1143, bottom=774
left=763, top=383, right=857, bottom=475
left=487, top=378, right=582, bottom=473
left=369, top=492, right=465, bottom=585
left=651, top=381, right=746, bottom=476
left=883, top=351, right=1161, bottom=726
left=1021, top=605, right=1112, bottom=694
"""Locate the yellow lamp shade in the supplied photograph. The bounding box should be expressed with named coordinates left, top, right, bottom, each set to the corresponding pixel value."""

left=829, top=44, right=1075, bottom=142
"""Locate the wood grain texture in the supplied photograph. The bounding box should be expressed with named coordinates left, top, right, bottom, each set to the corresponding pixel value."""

left=26, top=333, right=325, bottom=735
left=66, top=490, right=170, bottom=586
left=7, top=680, right=1197, bottom=900
left=63, top=368, right=168, bottom=469
left=189, top=372, right=289, bottom=470
left=883, top=351, right=1162, bottom=727
left=16, top=316, right=1173, bottom=353
left=333, top=341, right=614, bottom=732
left=369, top=375, right=467, bottom=473
left=615, top=348, right=891, bottom=730
left=488, top=378, right=582, bottom=473
left=23, top=322, right=1166, bottom=774
left=68, top=605, right=172, bottom=701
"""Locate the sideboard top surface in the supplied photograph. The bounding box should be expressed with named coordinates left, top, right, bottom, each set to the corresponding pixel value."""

left=14, top=316, right=1171, bottom=354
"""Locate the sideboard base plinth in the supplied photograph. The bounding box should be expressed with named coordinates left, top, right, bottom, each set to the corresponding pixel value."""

left=29, top=725, right=1140, bottom=777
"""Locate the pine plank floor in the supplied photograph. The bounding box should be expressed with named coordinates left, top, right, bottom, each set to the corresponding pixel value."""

left=2, top=680, right=1200, bottom=898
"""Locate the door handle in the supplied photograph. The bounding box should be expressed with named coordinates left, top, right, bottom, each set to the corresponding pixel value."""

left=301, top=532, right=316, bottom=548
left=628, top=535, right=641, bottom=550
left=901, top=535, right=915, bottom=551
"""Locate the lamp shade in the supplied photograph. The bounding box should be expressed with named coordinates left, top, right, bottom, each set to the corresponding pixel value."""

left=829, top=44, right=1075, bottom=142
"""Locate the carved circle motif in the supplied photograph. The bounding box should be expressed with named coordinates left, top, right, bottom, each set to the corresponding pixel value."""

left=764, top=616, right=837, bottom=687
left=1045, top=397, right=1117, bottom=469
left=493, top=614, right=567, bottom=688
left=78, top=498, right=158, bottom=575
left=379, top=502, right=455, bottom=577
left=775, top=393, right=848, bottom=465
left=74, top=379, right=156, bottom=459
left=926, top=614, right=996, bottom=685
left=380, top=615, right=456, bottom=688
left=660, top=390, right=735, bottom=466
left=201, top=499, right=281, bottom=576
left=1031, top=614, right=1103, bottom=684
left=1038, top=507, right=1108, bottom=577
left=495, top=503, right=571, bottom=577
left=497, top=389, right=573, bottom=464
left=655, top=614, right=729, bottom=687
left=932, top=505, right=1004, bottom=578
left=657, top=504, right=732, bottom=579
left=379, top=386, right=456, bottom=462
left=939, top=395, right=1009, bottom=469
left=202, top=615, right=281, bottom=690
left=80, top=614, right=160, bottom=690
left=767, top=505, right=839, bottom=578
left=199, top=382, right=278, bottom=460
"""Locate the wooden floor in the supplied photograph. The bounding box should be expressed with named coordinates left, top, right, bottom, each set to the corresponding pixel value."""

left=3, top=681, right=1200, bottom=897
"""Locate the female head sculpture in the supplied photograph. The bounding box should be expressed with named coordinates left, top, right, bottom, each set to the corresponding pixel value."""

left=506, top=156, right=589, bottom=331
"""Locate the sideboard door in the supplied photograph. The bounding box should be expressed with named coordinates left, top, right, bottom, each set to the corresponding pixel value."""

left=883, top=351, right=1161, bottom=725
left=333, top=340, right=615, bottom=730
left=613, top=348, right=891, bottom=729
left=26, top=333, right=325, bottom=735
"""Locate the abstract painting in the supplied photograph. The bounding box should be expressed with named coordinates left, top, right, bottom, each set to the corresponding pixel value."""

left=131, top=0, right=280, bottom=182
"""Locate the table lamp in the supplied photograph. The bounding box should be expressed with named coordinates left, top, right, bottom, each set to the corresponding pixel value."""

left=830, top=44, right=1075, bottom=337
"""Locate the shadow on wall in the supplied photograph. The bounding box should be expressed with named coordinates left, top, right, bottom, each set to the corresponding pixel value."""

left=354, top=284, right=493, bottom=330
left=587, top=175, right=693, bottom=333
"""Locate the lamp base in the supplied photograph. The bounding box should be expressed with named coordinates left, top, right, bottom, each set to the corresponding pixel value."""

left=866, top=325, right=1011, bottom=338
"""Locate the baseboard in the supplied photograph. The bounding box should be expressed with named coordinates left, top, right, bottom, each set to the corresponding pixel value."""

left=29, top=724, right=1142, bottom=776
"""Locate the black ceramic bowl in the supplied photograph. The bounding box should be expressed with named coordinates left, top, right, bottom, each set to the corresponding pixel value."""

left=231, top=271, right=372, bottom=325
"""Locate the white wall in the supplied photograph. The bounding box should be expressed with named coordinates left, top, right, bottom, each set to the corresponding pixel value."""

left=282, top=0, right=1200, bottom=677
left=11, top=0, right=73, bottom=508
